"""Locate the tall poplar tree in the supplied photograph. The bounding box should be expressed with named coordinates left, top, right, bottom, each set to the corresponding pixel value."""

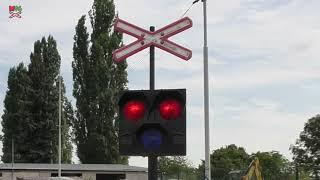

left=27, top=36, right=73, bottom=163
left=2, top=36, right=73, bottom=163
left=72, top=0, right=128, bottom=164
left=1, top=63, right=32, bottom=163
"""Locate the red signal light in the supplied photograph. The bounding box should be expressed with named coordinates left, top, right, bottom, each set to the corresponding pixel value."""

left=123, top=100, right=145, bottom=122
left=159, top=99, right=182, bottom=120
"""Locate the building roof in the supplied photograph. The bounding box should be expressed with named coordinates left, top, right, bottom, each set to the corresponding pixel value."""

left=0, top=164, right=147, bottom=172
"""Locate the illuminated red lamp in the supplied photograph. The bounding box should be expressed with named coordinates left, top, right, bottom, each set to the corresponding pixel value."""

left=159, top=99, right=182, bottom=120
left=123, top=100, right=145, bottom=122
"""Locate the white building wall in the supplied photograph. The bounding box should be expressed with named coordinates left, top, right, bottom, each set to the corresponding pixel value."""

left=82, top=172, right=95, bottom=180
left=1, top=171, right=41, bottom=180
left=39, top=172, right=51, bottom=177
left=0, top=171, right=147, bottom=180
left=125, top=172, right=147, bottom=180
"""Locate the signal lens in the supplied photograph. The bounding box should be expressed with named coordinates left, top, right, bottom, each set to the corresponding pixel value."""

left=141, top=129, right=163, bottom=149
left=123, top=100, right=145, bottom=122
left=159, top=99, right=182, bottom=120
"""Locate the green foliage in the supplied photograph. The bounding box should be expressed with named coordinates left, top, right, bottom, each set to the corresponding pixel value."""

left=253, top=151, right=294, bottom=180
left=27, top=36, right=72, bottom=163
left=60, top=81, right=74, bottom=163
left=196, top=145, right=296, bottom=180
left=1, top=36, right=73, bottom=163
left=72, top=0, right=128, bottom=164
left=158, top=156, right=196, bottom=180
left=1, top=63, right=32, bottom=163
left=211, top=144, right=250, bottom=179
left=291, top=115, right=320, bottom=178
left=196, top=160, right=205, bottom=180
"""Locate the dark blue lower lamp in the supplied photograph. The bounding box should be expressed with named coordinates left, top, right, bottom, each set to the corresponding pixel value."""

left=141, top=129, right=163, bottom=150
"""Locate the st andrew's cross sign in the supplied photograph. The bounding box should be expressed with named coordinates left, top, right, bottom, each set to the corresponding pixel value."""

left=112, top=17, right=193, bottom=62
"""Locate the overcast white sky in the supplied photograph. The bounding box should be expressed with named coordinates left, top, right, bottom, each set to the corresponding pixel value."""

left=1, top=0, right=320, bottom=168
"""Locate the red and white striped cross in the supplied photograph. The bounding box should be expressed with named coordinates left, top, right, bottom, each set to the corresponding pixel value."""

left=112, top=17, right=193, bottom=63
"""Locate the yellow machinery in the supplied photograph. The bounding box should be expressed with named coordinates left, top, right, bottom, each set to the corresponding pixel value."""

left=241, top=157, right=263, bottom=180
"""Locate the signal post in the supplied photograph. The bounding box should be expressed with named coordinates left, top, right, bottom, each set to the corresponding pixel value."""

left=113, top=18, right=192, bottom=180
left=149, top=26, right=157, bottom=180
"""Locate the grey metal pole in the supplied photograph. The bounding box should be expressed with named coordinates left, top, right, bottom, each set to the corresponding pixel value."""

left=202, top=0, right=211, bottom=179
left=58, top=75, right=62, bottom=177
left=11, top=138, right=14, bottom=180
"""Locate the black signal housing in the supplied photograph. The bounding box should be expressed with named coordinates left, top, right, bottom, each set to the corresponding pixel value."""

left=118, top=89, right=186, bottom=156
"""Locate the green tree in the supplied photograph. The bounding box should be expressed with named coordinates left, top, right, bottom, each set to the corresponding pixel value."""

left=253, top=151, right=294, bottom=180
left=211, top=144, right=250, bottom=179
left=196, top=160, right=205, bottom=180
left=158, top=156, right=196, bottom=180
left=72, top=0, right=128, bottom=164
left=1, top=63, right=32, bottom=163
left=2, top=36, right=73, bottom=163
left=196, top=145, right=303, bottom=180
left=2, top=45, right=73, bottom=163
left=26, top=36, right=72, bottom=163
left=291, top=115, right=320, bottom=179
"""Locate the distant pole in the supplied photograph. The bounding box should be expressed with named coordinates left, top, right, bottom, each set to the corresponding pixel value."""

left=202, top=0, right=211, bottom=179
left=295, top=164, right=299, bottom=180
left=11, top=138, right=14, bottom=180
left=58, top=75, right=62, bottom=177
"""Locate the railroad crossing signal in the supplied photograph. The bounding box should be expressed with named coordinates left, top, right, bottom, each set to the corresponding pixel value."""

left=118, top=89, right=186, bottom=156
left=113, top=17, right=193, bottom=62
